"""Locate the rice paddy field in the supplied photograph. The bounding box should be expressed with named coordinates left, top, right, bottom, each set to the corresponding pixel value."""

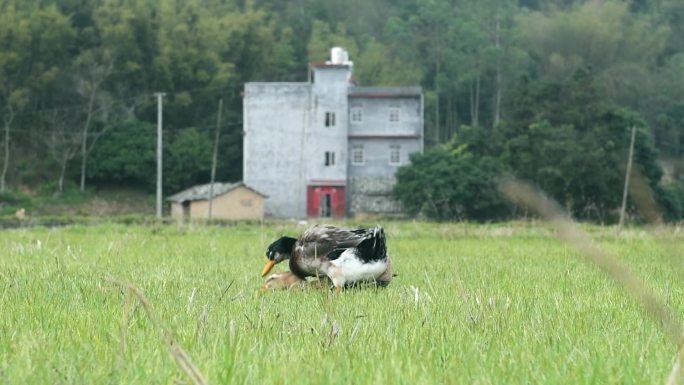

left=1, top=221, right=684, bottom=384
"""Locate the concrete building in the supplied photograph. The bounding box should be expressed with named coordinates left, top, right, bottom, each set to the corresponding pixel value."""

left=243, top=47, right=423, bottom=219
left=167, top=182, right=267, bottom=220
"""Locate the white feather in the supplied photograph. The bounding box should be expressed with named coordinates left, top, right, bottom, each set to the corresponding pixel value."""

left=326, top=249, right=387, bottom=287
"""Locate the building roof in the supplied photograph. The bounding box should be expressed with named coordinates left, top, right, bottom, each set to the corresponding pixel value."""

left=349, top=86, right=422, bottom=98
left=167, top=181, right=267, bottom=203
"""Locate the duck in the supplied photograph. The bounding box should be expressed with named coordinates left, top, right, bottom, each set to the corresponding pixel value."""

left=261, top=224, right=371, bottom=278
left=261, top=225, right=394, bottom=292
left=260, top=271, right=332, bottom=292
left=260, top=271, right=306, bottom=292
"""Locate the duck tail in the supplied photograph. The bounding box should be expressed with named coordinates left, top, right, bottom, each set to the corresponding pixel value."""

left=357, top=226, right=387, bottom=262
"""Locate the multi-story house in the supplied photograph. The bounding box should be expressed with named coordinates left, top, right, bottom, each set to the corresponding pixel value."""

left=243, top=47, right=423, bottom=219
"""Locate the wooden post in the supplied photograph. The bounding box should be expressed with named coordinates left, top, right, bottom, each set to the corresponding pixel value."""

left=208, top=98, right=223, bottom=219
left=155, top=92, right=165, bottom=219
left=618, top=125, right=637, bottom=231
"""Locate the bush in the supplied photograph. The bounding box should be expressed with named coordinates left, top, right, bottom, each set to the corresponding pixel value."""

left=660, top=181, right=684, bottom=221
left=0, top=191, right=33, bottom=215
left=394, top=147, right=509, bottom=221
left=88, top=120, right=157, bottom=190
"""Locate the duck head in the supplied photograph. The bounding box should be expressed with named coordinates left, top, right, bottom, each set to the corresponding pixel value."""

left=261, top=236, right=297, bottom=276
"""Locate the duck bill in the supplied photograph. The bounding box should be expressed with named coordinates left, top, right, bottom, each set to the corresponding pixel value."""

left=261, top=260, right=276, bottom=277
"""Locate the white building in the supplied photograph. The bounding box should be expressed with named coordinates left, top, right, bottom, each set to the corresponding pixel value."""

left=243, top=47, right=423, bottom=218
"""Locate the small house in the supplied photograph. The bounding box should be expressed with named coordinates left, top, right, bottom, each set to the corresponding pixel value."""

left=167, top=182, right=267, bottom=220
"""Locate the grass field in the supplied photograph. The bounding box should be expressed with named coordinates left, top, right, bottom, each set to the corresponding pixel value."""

left=1, top=221, right=683, bottom=384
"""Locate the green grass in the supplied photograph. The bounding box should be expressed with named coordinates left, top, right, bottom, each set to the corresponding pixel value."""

left=0, top=185, right=155, bottom=218
left=1, top=221, right=683, bottom=384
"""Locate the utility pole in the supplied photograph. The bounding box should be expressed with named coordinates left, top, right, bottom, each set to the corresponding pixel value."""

left=618, top=125, right=637, bottom=231
left=155, top=92, right=166, bottom=219
left=208, top=98, right=223, bottom=219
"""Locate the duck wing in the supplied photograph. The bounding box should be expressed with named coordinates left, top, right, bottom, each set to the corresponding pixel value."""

left=327, top=226, right=387, bottom=263
left=356, top=227, right=387, bottom=262
left=297, top=225, right=370, bottom=259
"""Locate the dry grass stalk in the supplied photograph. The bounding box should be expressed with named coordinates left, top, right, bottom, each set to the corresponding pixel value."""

left=622, top=172, right=684, bottom=385
left=626, top=167, right=663, bottom=225
left=667, top=355, right=683, bottom=385
left=498, top=178, right=684, bottom=384
left=106, top=276, right=209, bottom=385
left=116, top=290, right=134, bottom=369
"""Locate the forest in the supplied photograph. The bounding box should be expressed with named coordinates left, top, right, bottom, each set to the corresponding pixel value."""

left=0, top=0, right=682, bottom=221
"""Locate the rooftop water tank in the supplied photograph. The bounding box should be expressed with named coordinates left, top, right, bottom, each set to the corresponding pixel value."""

left=330, top=47, right=349, bottom=65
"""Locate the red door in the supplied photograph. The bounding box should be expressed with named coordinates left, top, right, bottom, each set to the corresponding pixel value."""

left=307, top=185, right=346, bottom=218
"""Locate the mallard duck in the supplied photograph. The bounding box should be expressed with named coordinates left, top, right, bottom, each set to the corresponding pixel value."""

left=261, top=225, right=370, bottom=277
left=261, top=225, right=394, bottom=292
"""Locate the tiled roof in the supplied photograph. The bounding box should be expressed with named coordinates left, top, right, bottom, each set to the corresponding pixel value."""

left=167, top=182, right=267, bottom=203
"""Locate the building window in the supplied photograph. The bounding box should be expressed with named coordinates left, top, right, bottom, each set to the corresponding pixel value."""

left=325, top=151, right=336, bottom=166
left=325, top=112, right=336, bottom=127
left=350, top=107, right=363, bottom=124
left=389, top=145, right=401, bottom=165
left=240, top=199, right=253, bottom=207
left=389, top=108, right=400, bottom=123
left=351, top=144, right=364, bottom=165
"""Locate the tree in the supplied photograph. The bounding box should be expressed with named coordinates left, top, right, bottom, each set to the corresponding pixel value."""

left=394, top=147, right=508, bottom=221
left=352, top=38, right=422, bottom=86
left=307, top=20, right=359, bottom=62
left=88, top=120, right=156, bottom=189
left=514, top=1, right=668, bottom=95
left=164, top=128, right=212, bottom=194
left=0, top=5, right=32, bottom=192
left=0, top=90, right=28, bottom=193
left=500, top=68, right=665, bottom=221
left=0, top=3, right=74, bottom=192
left=406, top=0, right=454, bottom=144
left=461, top=0, right=525, bottom=127
left=43, top=109, right=81, bottom=195
left=660, top=180, right=684, bottom=221
left=73, top=51, right=115, bottom=192
left=643, top=53, right=684, bottom=157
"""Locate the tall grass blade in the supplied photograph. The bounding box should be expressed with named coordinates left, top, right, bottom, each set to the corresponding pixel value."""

left=499, top=178, right=684, bottom=385
left=106, top=276, right=209, bottom=385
